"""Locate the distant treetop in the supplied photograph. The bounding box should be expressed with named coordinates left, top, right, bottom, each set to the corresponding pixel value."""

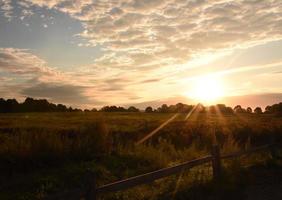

left=0, top=97, right=281, bottom=115
left=0, top=97, right=79, bottom=113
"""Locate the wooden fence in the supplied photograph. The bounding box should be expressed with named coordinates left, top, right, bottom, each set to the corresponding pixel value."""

left=45, top=143, right=277, bottom=200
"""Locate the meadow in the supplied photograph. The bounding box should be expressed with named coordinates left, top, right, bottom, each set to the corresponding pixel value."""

left=0, top=112, right=281, bottom=200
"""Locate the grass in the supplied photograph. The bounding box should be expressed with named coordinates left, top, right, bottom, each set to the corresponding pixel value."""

left=0, top=112, right=281, bottom=199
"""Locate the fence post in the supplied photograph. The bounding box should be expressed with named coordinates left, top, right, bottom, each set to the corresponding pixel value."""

left=85, top=169, right=97, bottom=200
left=211, top=144, right=221, bottom=180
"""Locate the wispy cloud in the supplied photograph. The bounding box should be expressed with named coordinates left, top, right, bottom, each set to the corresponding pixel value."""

left=17, top=0, right=282, bottom=72
left=0, top=48, right=53, bottom=76
left=21, top=82, right=100, bottom=105
left=0, top=0, right=13, bottom=20
left=0, top=48, right=99, bottom=106
left=0, top=0, right=282, bottom=107
left=181, top=61, right=282, bottom=81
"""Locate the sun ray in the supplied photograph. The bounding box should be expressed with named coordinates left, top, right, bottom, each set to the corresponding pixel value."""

left=136, top=113, right=179, bottom=145
left=205, top=106, right=218, bottom=145
left=187, top=104, right=201, bottom=123
left=214, top=105, right=227, bottom=125
left=185, top=104, right=199, bottom=121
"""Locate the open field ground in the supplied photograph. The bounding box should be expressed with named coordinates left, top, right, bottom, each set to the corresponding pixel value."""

left=0, top=112, right=282, bottom=199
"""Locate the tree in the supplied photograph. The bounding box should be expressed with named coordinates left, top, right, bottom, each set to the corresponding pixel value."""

left=157, top=104, right=169, bottom=113
left=0, top=98, right=6, bottom=112
left=91, top=108, right=98, bottom=112
left=182, top=104, right=193, bottom=113
left=175, top=103, right=184, bottom=112
left=168, top=105, right=176, bottom=112
left=264, top=103, right=282, bottom=114
left=209, top=105, right=216, bottom=113
left=254, top=107, right=262, bottom=114
left=0, top=97, right=80, bottom=113
left=161, top=104, right=169, bottom=112
left=145, top=106, right=153, bottom=113
left=100, top=106, right=126, bottom=112
left=6, top=99, right=19, bottom=112
left=127, top=106, right=139, bottom=112
left=234, top=105, right=246, bottom=113
left=57, top=104, right=67, bottom=112
left=246, top=107, right=252, bottom=113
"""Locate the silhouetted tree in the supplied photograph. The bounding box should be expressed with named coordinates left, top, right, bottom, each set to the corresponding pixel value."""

left=100, top=106, right=110, bottom=112
left=0, top=97, right=74, bottom=112
left=175, top=103, right=184, bottom=112
left=208, top=105, right=217, bottom=113
left=0, top=98, right=6, bottom=112
left=246, top=107, right=252, bottom=113
left=234, top=105, right=246, bottom=113
left=207, top=104, right=233, bottom=114
left=182, top=104, right=193, bottom=113
left=157, top=104, right=169, bottom=112
left=145, top=106, right=153, bottom=113
left=168, top=105, right=177, bottom=112
left=0, top=98, right=19, bottom=112
left=265, top=103, right=282, bottom=114
left=254, top=107, right=262, bottom=114
left=100, top=105, right=127, bottom=112
left=127, top=106, right=139, bottom=112
left=1, top=97, right=281, bottom=116
left=57, top=104, right=67, bottom=112
left=218, top=104, right=233, bottom=114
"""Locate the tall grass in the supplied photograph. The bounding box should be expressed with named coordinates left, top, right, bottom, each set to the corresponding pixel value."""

left=0, top=112, right=281, bottom=199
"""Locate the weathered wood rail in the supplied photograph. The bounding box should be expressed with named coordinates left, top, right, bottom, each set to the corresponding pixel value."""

left=45, top=143, right=277, bottom=200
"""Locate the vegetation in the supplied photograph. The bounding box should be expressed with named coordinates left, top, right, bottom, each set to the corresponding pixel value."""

left=0, top=98, right=78, bottom=113
left=1, top=97, right=282, bottom=115
left=0, top=104, right=281, bottom=199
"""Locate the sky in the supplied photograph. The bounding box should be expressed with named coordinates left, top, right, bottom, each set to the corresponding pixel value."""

left=0, top=0, right=282, bottom=109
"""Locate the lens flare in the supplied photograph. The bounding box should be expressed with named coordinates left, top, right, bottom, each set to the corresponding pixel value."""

left=186, top=76, right=224, bottom=104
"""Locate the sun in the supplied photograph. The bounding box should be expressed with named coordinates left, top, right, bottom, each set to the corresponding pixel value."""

left=186, top=76, right=224, bottom=104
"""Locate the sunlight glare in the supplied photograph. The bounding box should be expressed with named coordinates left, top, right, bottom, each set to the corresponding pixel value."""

left=186, top=76, right=224, bottom=104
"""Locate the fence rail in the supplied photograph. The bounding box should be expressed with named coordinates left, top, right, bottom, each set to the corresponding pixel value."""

left=45, top=143, right=278, bottom=200
left=96, top=155, right=212, bottom=194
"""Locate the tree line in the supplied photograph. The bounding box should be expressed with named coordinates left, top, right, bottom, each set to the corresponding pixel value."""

left=0, top=97, right=140, bottom=113
left=0, top=97, right=78, bottom=113
left=0, top=97, right=281, bottom=115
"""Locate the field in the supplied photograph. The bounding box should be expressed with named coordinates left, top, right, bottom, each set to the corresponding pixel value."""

left=0, top=112, right=282, bottom=200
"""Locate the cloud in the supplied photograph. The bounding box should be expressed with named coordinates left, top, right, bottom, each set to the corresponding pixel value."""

left=207, top=61, right=282, bottom=78
left=1, top=0, right=282, bottom=107
left=0, top=0, right=13, bottom=20
left=9, top=0, right=281, bottom=72
left=21, top=82, right=99, bottom=105
left=0, top=48, right=98, bottom=106
left=140, top=78, right=161, bottom=84
left=43, top=1, right=282, bottom=69
left=0, top=47, right=136, bottom=107
left=0, top=48, right=54, bottom=76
